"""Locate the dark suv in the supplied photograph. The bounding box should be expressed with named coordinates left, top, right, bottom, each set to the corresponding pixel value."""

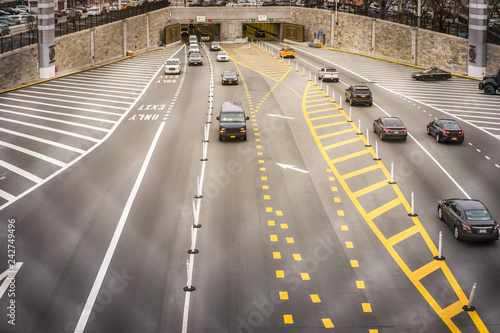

left=0, top=23, right=10, bottom=36
left=217, top=101, right=249, bottom=141
left=345, top=85, right=373, bottom=106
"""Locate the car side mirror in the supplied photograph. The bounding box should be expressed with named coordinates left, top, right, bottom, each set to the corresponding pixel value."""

left=246, top=116, right=249, bottom=120
left=221, top=74, right=223, bottom=77
left=216, top=116, right=220, bottom=120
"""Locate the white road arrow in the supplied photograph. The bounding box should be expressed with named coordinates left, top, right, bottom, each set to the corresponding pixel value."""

left=0, top=262, right=23, bottom=300
left=276, top=163, right=309, bottom=174
left=267, top=114, right=295, bottom=120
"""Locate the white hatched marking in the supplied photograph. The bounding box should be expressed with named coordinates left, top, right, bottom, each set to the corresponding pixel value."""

left=27, top=86, right=139, bottom=99
left=0, top=116, right=100, bottom=142
left=54, top=78, right=145, bottom=91
left=0, top=160, right=43, bottom=184
left=0, top=140, right=66, bottom=167
left=0, top=107, right=115, bottom=128
left=0, top=127, right=86, bottom=153
left=7, top=92, right=131, bottom=108
left=0, top=189, right=15, bottom=202
left=0, top=97, right=124, bottom=115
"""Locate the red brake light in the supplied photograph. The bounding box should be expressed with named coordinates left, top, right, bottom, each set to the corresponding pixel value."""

left=442, top=130, right=450, bottom=134
left=459, top=131, right=464, bottom=134
left=402, top=130, right=407, bottom=133
left=462, top=224, right=470, bottom=231
left=494, top=225, right=499, bottom=231
left=384, top=129, right=391, bottom=133
left=352, top=93, right=356, bottom=97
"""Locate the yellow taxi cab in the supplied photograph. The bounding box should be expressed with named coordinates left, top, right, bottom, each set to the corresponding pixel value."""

left=280, top=47, right=295, bottom=59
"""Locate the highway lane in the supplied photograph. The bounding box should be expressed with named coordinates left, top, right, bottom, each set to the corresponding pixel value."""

left=0, top=40, right=499, bottom=333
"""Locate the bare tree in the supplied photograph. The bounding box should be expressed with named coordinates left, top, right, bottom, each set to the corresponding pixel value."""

left=67, top=8, right=81, bottom=31
left=26, top=15, right=37, bottom=42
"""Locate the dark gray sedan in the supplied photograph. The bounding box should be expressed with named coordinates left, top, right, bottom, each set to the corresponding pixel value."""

left=373, top=117, right=407, bottom=141
left=438, top=199, right=499, bottom=241
left=427, top=119, right=464, bottom=143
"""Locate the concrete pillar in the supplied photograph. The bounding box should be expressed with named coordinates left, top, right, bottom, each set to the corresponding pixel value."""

left=371, top=18, right=375, bottom=56
left=330, top=11, right=334, bottom=47
left=123, top=19, right=127, bottom=56
left=146, top=14, right=150, bottom=49
left=411, top=27, right=417, bottom=65
left=468, top=0, right=487, bottom=78
left=90, top=28, right=95, bottom=66
left=38, top=0, right=55, bottom=79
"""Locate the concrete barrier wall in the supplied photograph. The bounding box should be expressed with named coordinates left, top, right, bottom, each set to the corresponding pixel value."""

left=1, top=6, right=499, bottom=91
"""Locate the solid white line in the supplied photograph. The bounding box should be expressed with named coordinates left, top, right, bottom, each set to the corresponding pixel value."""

left=74, top=121, right=166, bottom=333
left=0, top=140, right=67, bottom=167
left=0, top=127, right=86, bottom=154
left=0, top=116, right=100, bottom=142
left=0, top=160, right=43, bottom=184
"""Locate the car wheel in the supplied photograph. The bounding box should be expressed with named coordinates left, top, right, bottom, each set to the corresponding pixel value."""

left=368, top=102, right=372, bottom=106
left=484, top=85, right=496, bottom=95
left=454, top=226, right=461, bottom=240
left=435, top=133, right=441, bottom=143
left=219, top=136, right=223, bottom=141
left=427, top=126, right=431, bottom=135
left=373, top=126, right=377, bottom=134
left=402, top=136, right=407, bottom=141
left=438, top=206, right=443, bottom=220
left=243, top=135, right=247, bottom=141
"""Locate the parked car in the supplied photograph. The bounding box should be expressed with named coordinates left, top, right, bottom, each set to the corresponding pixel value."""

left=426, top=119, right=464, bottom=143
left=15, top=5, right=29, bottom=12
left=221, top=70, right=239, bottom=85
left=0, top=18, right=19, bottom=26
left=318, top=67, right=339, bottom=82
left=345, top=85, right=372, bottom=106
left=438, top=199, right=499, bottom=241
left=188, top=52, right=203, bottom=65
left=216, top=51, right=229, bottom=62
left=0, top=10, right=8, bottom=17
left=373, top=117, right=408, bottom=141
left=411, top=67, right=451, bottom=80
left=0, top=23, right=10, bottom=36
left=210, top=41, right=221, bottom=51
left=3, top=8, right=20, bottom=15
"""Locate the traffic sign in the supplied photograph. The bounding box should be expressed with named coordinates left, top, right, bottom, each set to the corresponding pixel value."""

left=196, top=16, right=205, bottom=22
left=258, top=15, right=267, bottom=21
left=318, top=29, right=323, bottom=35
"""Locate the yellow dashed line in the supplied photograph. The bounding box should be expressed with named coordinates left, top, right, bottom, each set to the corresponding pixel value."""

left=262, top=185, right=269, bottom=189
left=283, top=314, right=293, bottom=324
left=260, top=167, right=266, bottom=171
left=276, top=211, right=283, bottom=216
left=293, top=254, right=302, bottom=261
left=334, top=197, right=341, bottom=203
left=261, top=176, right=268, bottom=181
left=264, top=195, right=270, bottom=200
left=300, top=273, right=310, bottom=280
left=268, top=220, right=275, bottom=226
left=273, top=252, right=281, bottom=259
left=345, top=242, right=353, bottom=248
left=331, top=187, right=338, bottom=191
left=259, top=160, right=264, bottom=163
left=280, top=223, right=288, bottom=229
left=286, top=237, right=295, bottom=244
left=266, top=207, right=273, bottom=212
left=276, top=270, right=285, bottom=278
left=362, top=303, right=372, bottom=312
left=356, top=281, right=366, bottom=289
left=270, top=235, right=278, bottom=242
left=350, top=260, right=359, bottom=267
left=337, top=210, right=344, bottom=216
left=322, top=318, right=335, bottom=328
left=329, top=176, right=335, bottom=181
left=279, top=291, right=289, bottom=300
left=341, top=225, right=348, bottom=231
left=310, top=294, right=321, bottom=303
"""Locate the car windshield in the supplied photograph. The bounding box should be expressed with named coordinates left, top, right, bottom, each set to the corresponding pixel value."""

left=219, top=52, right=228, bottom=56
left=465, top=209, right=492, bottom=221
left=325, top=69, right=337, bottom=72
left=220, top=113, right=245, bottom=122
left=212, top=42, right=219, bottom=46
left=442, top=122, right=460, bottom=130
left=190, top=45, right=199, bottom=50
left=384, top=119, right=403, bottom=126
left=355, top=88, right=370, bottom=93
left=190, top=54, right=201, bottom=58
left=166, top=60, right=179, bottom=65
left=224, top=72, right=236, bottom=78
left=422, top=69, right=431, bottom=74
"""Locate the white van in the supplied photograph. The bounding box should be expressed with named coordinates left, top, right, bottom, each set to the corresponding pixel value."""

left=189, top=35, right=198, bottom=44
left=188, top=44, right=200, bottom=54
left=164, top=58, right=181, bottom=74
left=88, top=7, right=103, bottom=15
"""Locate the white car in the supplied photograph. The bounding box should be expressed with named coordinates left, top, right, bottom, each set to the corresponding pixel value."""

left=189, top=43, right=200, bottom=54
left=164, top=58, right=181, bottom=74
left=318, top=67, right=339, bottom=82
left=216, top=51, right=229, bottom=62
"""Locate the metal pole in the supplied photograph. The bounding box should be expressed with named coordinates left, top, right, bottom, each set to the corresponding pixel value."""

left=183, top=260, right=196, bottom=291
left=409, top=191, right=418, bottom=216
left=389, top=162, right=396, bottom=184
left=434, top=231, right=446, bottom=260
left=365, top=128, right=371, bottom=147
left=188, top=225, right=199, bottom=254
left=347, top=105, right=352, bottom=122
left=326, top=85, right=329, bottom=97
left=374, top=141, right=381, bottom=160
left=357, top=119, right=362, bottom=135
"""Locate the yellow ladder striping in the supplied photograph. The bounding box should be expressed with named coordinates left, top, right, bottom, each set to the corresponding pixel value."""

left=351, top=178, right=388, bottom=198
left=330, top=149, right=371, bottom=164
left=385, top=225, right=420, bottom=247
left=324, top=137, right=363, bottom=151
left=307, top=107, right=340, bottom=114
left=341, top=163, right=381, bottom=180
left=318, top=128, right=356, bottom=139
left=366, top=197, right=402, bottom=220
left=309, top=114, right=344, bottom=121
left=313, top=120, right=348, bottom=130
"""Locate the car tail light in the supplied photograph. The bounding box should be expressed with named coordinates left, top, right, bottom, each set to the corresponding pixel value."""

left=219, top=130, right=226, bottom=133
left=462, top=223, right=471, bottom=231
left=384, top=129, right=391, bottom=133
left=459, top=131, right=464, bottom=134
left=352, top=93, right=356, bottom=97
left=402, top=130, right=407, bottom=133
left=441, top=130, right=450, bottom=134
left=494, top=225, right=499, bottom=231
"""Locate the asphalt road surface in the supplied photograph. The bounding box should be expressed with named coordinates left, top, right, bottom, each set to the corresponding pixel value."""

left=0, top=40, right=499, bottom=333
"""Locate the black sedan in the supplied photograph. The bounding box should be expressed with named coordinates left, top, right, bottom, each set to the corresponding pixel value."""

left=255, top=30, right=265, bottom=38
left=438, top=199, right=499, bottom=241
left=411, top=67, right=452, bottom=80
left=427, top=119, right=464, bottom=143
left=221, top=70, right=238, bottom=85
left=373, top=117, right=407, bottom=141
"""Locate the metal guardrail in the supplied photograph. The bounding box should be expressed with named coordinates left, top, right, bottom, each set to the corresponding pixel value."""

left=0, top=1, right=170, bottom=54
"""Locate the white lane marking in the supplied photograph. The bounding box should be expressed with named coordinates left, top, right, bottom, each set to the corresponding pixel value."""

left=267, top=114, right=294, bottom=120
left=0, top=127, right=86, bottom=154
left=17, top=90, right=135, bottom=105
left=0, top=160, right=43, bottom=183
left=74, top=121, right=166, bottom=333
left=0, top=262, right=23, bottom=300
left=53, top=79, right=145, bottom=92
left=276, top=163, right=309, bottom=173
left=3, top=93, right=129, bottom=110
left=26, top=86, right=139, bottom=99
left=0, top=189, right=15, bottom=202
left=373, top=101, right=470, bottom=198
left=0, top=116, right=100, bottom=142
left=0, top=140, right=67, bottom=167
left=0, top=108, right=113, bottom=131
left=0, top=97, right=124, bottom=115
